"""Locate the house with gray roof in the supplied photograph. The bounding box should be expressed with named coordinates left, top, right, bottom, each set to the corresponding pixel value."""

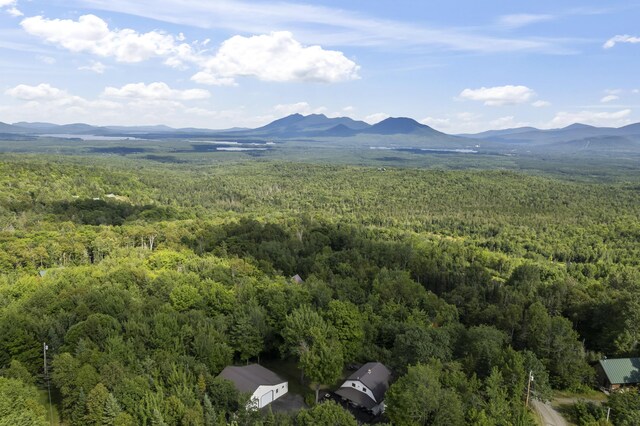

left=217, top=364, right=288, bottom=409
left=596, top=358, right=640, bottom=391
left=335, top=362, right=391, bottom=415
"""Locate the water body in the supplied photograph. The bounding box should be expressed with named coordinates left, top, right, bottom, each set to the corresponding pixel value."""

left=369, top=146, right=478, bottom=154
left=41, top=134, right=143, bottom=141
left=217, top=147, right=268, bottom=152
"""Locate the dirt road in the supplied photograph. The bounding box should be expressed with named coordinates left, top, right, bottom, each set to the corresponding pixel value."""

left=532, top=400, right=567, bottom=426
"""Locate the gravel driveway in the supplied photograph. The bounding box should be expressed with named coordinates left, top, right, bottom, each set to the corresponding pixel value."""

left=532, top=400, right=567, bottom=426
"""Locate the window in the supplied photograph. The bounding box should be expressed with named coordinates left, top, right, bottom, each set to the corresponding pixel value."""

left=276, top=389, right=279, bottom=394
left=352, top=383, right=356, bottom=387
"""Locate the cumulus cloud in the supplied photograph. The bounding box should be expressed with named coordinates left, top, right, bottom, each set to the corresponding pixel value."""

left=20, top=14, right=193, bottom=63
left=20, top=14, right=359, bottom=86
left=549, top=109, right=632, bottom=128
left=273, top=102, right=327, bottom=116
left=459, top=85, right=536, bottom=106
left=603, top=35, right=640, bottom=49
left=420, top=116, right=451, bottom=130
left=5, top=83, right=68, bottom=100
left=531, top=100, right=551, bottom=107
left=0, top=0, right=20, bottom=16
left=192, top=31, right=359, bottom=85
left=489, top=116, right=529, bottom=129
left=364, top=112, right=390, bottom=124
left=102, top=82, right=210, bottom=101
left=5, top=83, right=122, bottom=118
left=600, top=95, right=619, bottom=103
left=2, top=82, right=226, bottom=127
left=79, top=61, right=107, bottom=74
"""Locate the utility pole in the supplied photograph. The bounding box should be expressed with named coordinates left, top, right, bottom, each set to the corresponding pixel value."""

left=44, top=342, right=54, bottom=426
left=525, top=370, right=534, bottom=408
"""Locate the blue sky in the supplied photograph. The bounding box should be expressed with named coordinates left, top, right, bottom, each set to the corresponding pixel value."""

left=1, top=0, right=639, bottom=132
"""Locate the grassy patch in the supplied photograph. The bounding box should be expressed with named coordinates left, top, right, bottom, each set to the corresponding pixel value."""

left=37, top=389, right=62, bottom=425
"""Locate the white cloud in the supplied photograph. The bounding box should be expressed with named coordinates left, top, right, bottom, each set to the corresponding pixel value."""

left=5, top=83, right=68, bottom=100
left=531, top=100, right=551, bottom=107
left=72, top=0, right=568, bottom=54
left=498, top=14, right=555, bottom=28
left=37, top=55, right=56, bottom=64
left=421, top=112, right=525, bottom=134
left=7, top=7, right=22, bottom=17
left=273, top=102, right=327, bottom=116
left=193, top=31, right=359, bottom=85
left=102, top=82, right=210, bottom=101
left=2, top=82, right=226, bottom=127
left=20, top=14, right=192, bottom=63
left=633, top=89, right=640, bottom=94
left=600, top=95, right=619, bottom=103
left=489, top=116, right=529, bottom=129
left=603, top=35, right=640, bottom=49
left=420, top=116, right=451, bottom=130
left=4, top=83, right=122, bottom=120
left=459, top=85, right=536, bottom=106
left=0, top=0, right=21, bottom=16
left=549, top=109, right=632, bottom=128
left=364, top=113, right=390, bottom=124
left=20, top=14, right=359, bottom=86
left=79, top=61, right=107, bottom=74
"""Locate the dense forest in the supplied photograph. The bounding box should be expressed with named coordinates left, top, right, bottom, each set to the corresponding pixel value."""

left=1, top=155, right=640, bottom=425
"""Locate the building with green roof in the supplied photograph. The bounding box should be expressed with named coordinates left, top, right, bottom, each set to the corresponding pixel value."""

left=596, top=358, right=640, bottom=391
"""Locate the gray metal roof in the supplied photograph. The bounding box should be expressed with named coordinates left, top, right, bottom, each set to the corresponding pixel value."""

left=217, top=364, right=285, bottom=393
left=335, top=387, right=377, bottom=409
left=346, top=362, right=391, bottom=402
left=598, top=358, right=640, bottom=385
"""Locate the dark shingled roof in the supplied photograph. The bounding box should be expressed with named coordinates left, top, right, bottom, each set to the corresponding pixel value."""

left=599, top=358, right=640, bottom=385
left=217, top=364, right=285, bottom=393
left=345, top=362, right=392, bottom=403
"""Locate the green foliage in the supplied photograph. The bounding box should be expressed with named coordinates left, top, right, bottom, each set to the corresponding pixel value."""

left=0, top=359, right=35, bottom=385
left=606, top=390, right=640, bottom=426
left=296, top=400, right=356, bottom=425
left=386, top=363, right=465, bottom=425
left=0, top=377, right=48, bottom=426
left=568, top=400, right=609, bottom=426
left=1, top=156, right=639, bottom=423
left=170, top=284, right=203, bottom=312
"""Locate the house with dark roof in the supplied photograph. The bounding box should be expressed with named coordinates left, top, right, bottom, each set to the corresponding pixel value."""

left=596, top=358, right=640, bottom=391
left=217, top=364, right=288, bottom=409
left=334, top=362, right=391, bottom=415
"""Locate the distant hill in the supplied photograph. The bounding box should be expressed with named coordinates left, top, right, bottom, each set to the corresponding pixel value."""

left=466, top=123, right=623, bottom=145
left=460, top=127, right=538, bottom=139
left=3, top=115, right=640, bottom=156
left=0, top=122, right=27, bottom=133
left=251, top=113, right=370, bottom=136
left=363, top=117, right=442, bottom=135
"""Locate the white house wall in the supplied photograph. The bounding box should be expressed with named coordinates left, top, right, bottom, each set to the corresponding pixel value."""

left=250, top=382, right=288, bottom=409
left=340, top=380, right=377, bottom=402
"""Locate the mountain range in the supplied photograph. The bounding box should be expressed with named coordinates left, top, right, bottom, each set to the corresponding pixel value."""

left=1, top=113, right=640, bottom=155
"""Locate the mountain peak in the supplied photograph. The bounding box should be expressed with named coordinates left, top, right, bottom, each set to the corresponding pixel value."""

left=365, top=117, right=433, bottom=135
left=562, top=123, right=595, bottom=130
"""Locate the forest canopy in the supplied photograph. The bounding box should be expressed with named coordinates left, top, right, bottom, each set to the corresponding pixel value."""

left=1, top=156, right=639, bottom=425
